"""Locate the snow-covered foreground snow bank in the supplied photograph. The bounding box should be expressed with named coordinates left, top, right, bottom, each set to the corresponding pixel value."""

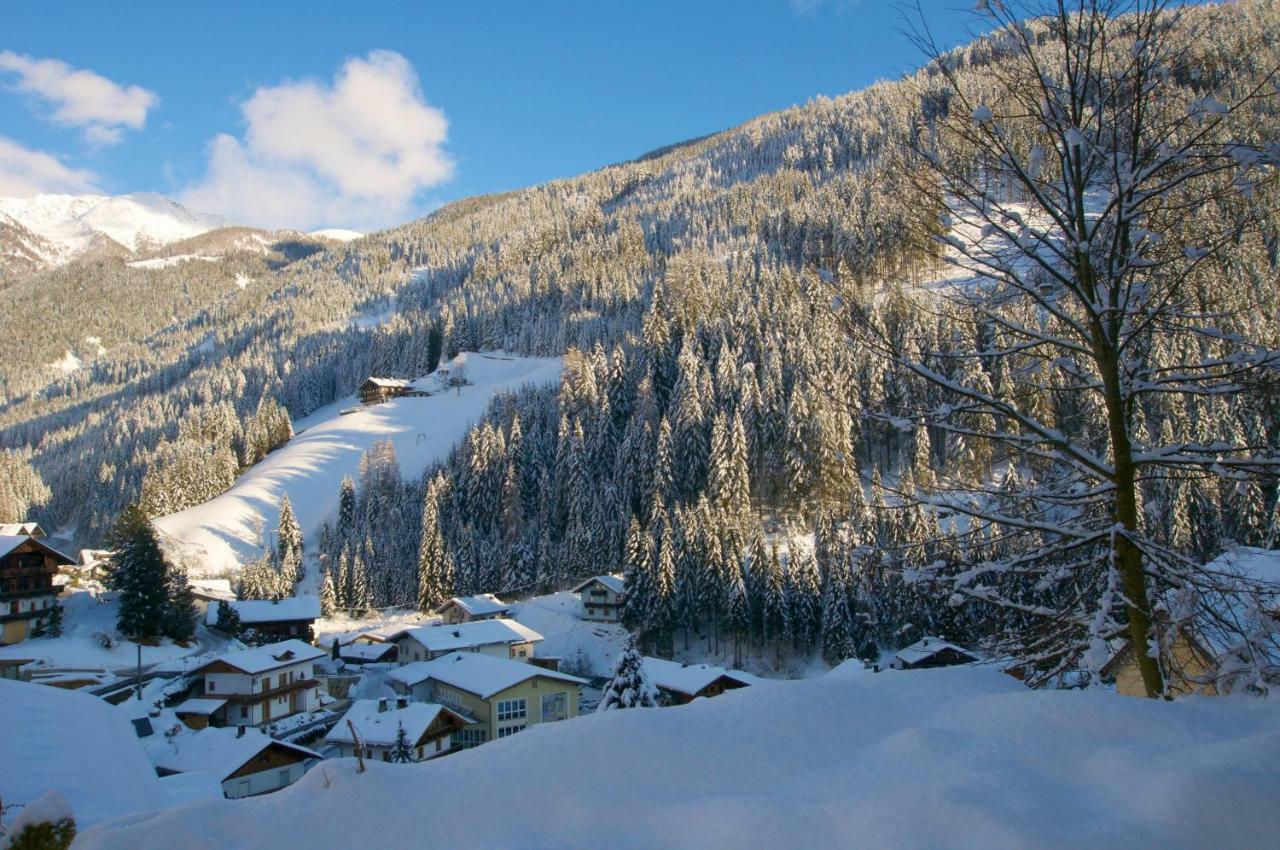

left=155, top=353, right=562, bottom=574
left=77, top=666, right=1280, bottom=850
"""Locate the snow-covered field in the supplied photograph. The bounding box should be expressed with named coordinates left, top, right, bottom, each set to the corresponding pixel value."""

left=0, top=588, right=213, bottom=673
left=155, top=352, right=563, bottom=575
left=76, top=665, right=1280, bottom=850
left=509, top=591, right=629, bottom=676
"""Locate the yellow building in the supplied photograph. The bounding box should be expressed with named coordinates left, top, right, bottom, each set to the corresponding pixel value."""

left=388, top=652, right=586, bottom=746
left=1100, top=629, right=1219, bottom=697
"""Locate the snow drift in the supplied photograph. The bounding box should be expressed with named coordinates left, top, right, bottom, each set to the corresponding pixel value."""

left=75, top=666, right=1280, bottom=850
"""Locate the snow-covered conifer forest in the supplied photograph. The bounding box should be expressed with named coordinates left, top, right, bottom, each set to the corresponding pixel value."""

left=3, top=0, right=1280, bottom=694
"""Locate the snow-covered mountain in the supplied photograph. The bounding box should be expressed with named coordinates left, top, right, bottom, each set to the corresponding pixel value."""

left=0, top=192, right=227, bottom=269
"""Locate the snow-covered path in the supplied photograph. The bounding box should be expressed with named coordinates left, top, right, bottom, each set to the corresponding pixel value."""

left=155, top=352, right=562, bottom=576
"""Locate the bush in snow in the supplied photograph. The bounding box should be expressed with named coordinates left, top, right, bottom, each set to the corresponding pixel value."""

left=1, top=790, right=76, bottom=850
left=598, top=637, right=657, bottom=711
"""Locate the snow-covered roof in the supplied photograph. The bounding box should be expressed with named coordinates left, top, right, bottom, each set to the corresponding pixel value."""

left=362, top=377, right=412, bottom=389
left=197, top=639, right=326, bottom=675
left=0, top=679, right=168, bottom=827
left=571, top=574, right=625, bottom=595
left=188, top=578, right=235, bottom=601
left=438, top=593, right=511, bottom=617
left=204, top=595, right=320, bottom=625
left=338, top=641, right=396, bottom=661
left=0, top=533, right=75, bottom=563
left=325, top=699, right=467, bottom=747
left=641, top=657, right=754, bottom=697
left=153, top=727, right=319, bottom=782
left=159, top=771, right=224, bottom=806
left=893, top=637, right=978, bottom=666
left=173, top=698, right=228, bottom=715
left=389, top=618, right=543, bottom=653
left=390, top=652, right=586, bottom=699
left=0, top=521, right=43, bottom=537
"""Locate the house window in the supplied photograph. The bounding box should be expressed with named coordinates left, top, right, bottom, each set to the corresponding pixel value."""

left=497, top=725, right=525, bottom=738
left=541, top=692, right=568, bottom=723
left=207, top=681, right=216, bottom=692
left=496, top=698, right=526, bottom=721
left=417, top=746, right=424, bottom=759
left=240, top=706, right=248, bottom=719
left=452, top=728, right=486, bottom=749
left=278, top=769, right=291, bottom=786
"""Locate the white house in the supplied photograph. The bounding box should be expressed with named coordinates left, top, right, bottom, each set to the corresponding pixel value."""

left=153, top=726, right=320, bottom=799
left=436, top=593, right=511, bottom=624
left=383, top=618, right=543, bottom=664
left=571, top=574, right=625, bottom=623
left=191, top=640, right=326, bottom=728
left=326, top=697, right=472, bottom=762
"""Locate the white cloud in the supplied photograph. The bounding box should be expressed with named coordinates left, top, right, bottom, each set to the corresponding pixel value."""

left=0, top=135, right=99, bottom=197
left=0, top=51, right=158, bottom=145
left=183, top=50, right=453, bottom=231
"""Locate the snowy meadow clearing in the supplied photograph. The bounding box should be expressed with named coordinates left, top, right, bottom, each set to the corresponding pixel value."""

left=76, top=666, right=1280, bottom=850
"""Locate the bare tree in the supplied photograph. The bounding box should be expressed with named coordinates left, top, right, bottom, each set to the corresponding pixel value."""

left=836, top=0, right=1280, bottom=694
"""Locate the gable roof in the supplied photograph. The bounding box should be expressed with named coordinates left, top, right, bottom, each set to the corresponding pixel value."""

left=152, top=727, right=319, bottom=782
left=641, top=657, right=754, bottom=697
left=196, top=639, right=326, bottom=675
left=189, top=578, right=235, bottom=602
left=204, top=595, right=321, bottom=626
left=0, top=522, right=44, bottom=537
left=325, top=700, right=469, bottom=748
left=893, top=637, right=978, bottom=666
left=438, top=593, right=511, bottom=617
left=388, top=618, right=543, bottom=653
left=0, top=533, right=76, bottom=564
left=339, top=641, right=397, bottom=662
left=389, top=652, right=586, bottom=699
left=571, top=574, right=625, bottom=595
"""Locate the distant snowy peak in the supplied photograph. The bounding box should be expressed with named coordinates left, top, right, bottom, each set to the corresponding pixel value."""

left=0, top=192, right=228, bottom=266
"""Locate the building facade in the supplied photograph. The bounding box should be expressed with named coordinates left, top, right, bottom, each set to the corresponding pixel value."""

left=572, top=575, right=625, bottom=623
left=0, top=533, right=72, bottom=645
left=194, top=640, right=326, bottom=727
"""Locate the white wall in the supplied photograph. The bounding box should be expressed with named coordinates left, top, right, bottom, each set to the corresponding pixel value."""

left=221, top=760, right=310, bottom=799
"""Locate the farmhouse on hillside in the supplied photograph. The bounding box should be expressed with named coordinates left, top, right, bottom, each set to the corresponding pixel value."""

left=890, top=637, right=979, bottom=671
left=382, top=618, right=543, bottom=664
left=187, top=639, right=326, bottom=728
left=388, top=652, right=586, bottom=747
left=152, top=726, right=320, bottom=799
left=206, top=596, right=321, bottom=642
left=436, top=593, right=511, bottom=624
left=0, top=531, right=73, bottom=645
left=571, top=574, right=625, bottom=623
left=359, top=377, right=413, bottom=405
left=642, top=657, right=754, bottom=705
left=326, top=696, right=472, bottom=762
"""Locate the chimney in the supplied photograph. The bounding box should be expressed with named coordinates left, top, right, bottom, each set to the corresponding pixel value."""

left=396, top=695, right=409, bottom=709
left=236, top=725, right=246, bottom=738
left=378, top=697, right=389, bottom=713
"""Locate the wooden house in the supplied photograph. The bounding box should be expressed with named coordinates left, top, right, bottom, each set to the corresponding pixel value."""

left=641, top=657, right=754, bottom=705
left=326, top=696, right=471, bottom=762
left=571, top=574, right=625, bottom=623
left=359, top=377, right=413, bottom=405
left=436, top=593, right=511, bottom=624
left=0, top=522, right=45, bottom=538
left=1, top=532, right=73, bottom=645
left=154, top=726, right=319, bottom=799
left=387, top=652, right=586, bottom=747
left=205, top=596, right=321, bottom=642
left=890, top=637, right=979, bottom=670
left=191, top=640, right=326, bottom=728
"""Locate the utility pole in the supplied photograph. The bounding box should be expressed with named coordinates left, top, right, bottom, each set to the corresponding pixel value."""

left=136, top=642, right=142, bottom=700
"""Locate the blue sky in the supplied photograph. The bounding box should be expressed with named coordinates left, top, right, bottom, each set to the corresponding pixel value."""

left=1, top=1, right=980, bottom=231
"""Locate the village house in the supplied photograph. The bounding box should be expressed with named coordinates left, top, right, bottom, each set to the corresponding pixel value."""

left=0, top=522, right=45, bottom=538
left=382, top=618, right=543, bottom=664
left=436, top=593, right=512, bottom=624
left=206, top=596, right=321, bottom=642
left=359, top=377, right=413, bottom=405
left=387, top=652, right=586, bottom=747
left=188, top=578, right=236, bottom=619
left=0, top=531, right=73, bottom=645
left=642, top=657, right=754, bottom=705
left=326, top=696, right=472, bottom=762
left=890, top=637, right=979, bottom=671
left=336, top=639, right=398, bottom=665
left=571, top=574, right=625, bottom=623
left=0, top=658, right=31, bottom=680
left=187, top=639, right=326, bottom=728
left=1099, top=628, right=1220, bottom=697
left=153, top=726, right=320, bottom=799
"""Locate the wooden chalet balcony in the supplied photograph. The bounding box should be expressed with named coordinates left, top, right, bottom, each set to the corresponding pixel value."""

left=210, top=678, right=320, bottom=704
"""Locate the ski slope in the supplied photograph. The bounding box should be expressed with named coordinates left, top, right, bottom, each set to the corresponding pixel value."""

left=154, top=353, right=562, bottom=576
left=75, top=665, right=1280, bottom=850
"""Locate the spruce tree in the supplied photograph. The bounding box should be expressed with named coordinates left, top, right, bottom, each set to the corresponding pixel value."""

left=164, top=562, right=198, bottom=642
left=107, top=505, right=171, bottom=639
left=598, top=636, right=658, bottom=710
left=390, top=723, right=415, bottom=763
left=214, top=600, right=242, bottom=636
left=276, top=492, right=304, bottom=586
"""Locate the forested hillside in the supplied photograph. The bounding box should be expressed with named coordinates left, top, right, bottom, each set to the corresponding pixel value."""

left=3, top=0, right=1278, bottom=687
